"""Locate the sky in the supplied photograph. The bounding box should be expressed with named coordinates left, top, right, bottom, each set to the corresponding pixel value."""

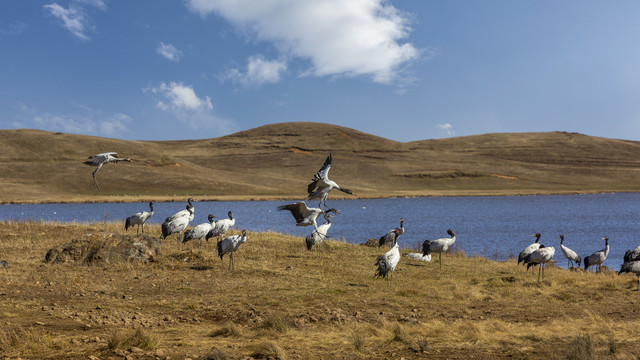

left=2, top=1, right=640, bottom=142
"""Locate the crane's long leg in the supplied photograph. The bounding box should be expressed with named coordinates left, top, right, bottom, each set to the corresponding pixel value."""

left=439, top=253, right=443, bottom=269
left=177, top=233, right=182, bottom=250
left=542, top=264, right=545, bottom=281
left=91, top=164, right=103, bottom=190
left=229, top=253, right=234, bottom=271
left=636, top=275, right=639, bottom=291
left=537, top=265, right=541, bottom=283
left=199, top=238, right=202, bottom=252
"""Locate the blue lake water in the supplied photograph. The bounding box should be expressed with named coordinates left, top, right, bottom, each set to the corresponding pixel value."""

left=1, top=193, right=638, bottom=269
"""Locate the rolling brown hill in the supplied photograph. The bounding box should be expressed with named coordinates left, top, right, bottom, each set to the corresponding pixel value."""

left=2, top=122, right=640, bottom=203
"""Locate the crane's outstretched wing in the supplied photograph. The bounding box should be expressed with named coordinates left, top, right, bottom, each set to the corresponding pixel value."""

left=278, top=202, right=309, bottom=224
left=307, top=154, right=332, bottom=194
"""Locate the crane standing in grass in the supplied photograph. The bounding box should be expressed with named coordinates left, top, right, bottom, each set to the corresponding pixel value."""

left=83, top=152, right=133, bottom=190
left=518, top=233, right=542, bottom=269
left=307, top=154, right=354, bottom=212
left=305, top=212, right=332, bottom=252
left=217, top=230, right=248, bottom=271
left=524, top=245, right=556, bottom=282
left=124, top=201, right=154, bottom=234
left=162, top=202, right=195, bottom=250
left=375, top=231, right=400, bottom=285
left=584, top=236, right=610, bottom=273
left=183, top=214, right=216, bottom=251
left=378, top=218, right=404, bottom=247
left=422, top=229, right=456, bottom=270
left=206, top=211, right=235, bottom=243
left=619, top=260, right=640, bottom=291
left=559, top=235, right=581, bottom=268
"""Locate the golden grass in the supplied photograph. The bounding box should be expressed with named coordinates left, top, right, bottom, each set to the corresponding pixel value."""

left=1, top=220, right=640, bottom=359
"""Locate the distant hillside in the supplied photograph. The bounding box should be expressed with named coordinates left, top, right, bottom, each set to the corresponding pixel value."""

left=2, top=123, right=640, bottom=203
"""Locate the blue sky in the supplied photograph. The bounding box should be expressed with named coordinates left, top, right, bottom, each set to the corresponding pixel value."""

left=2, top=1, right=640, bottom=142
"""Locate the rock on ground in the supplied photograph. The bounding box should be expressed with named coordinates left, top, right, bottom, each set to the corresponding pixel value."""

left=44, top=233, right=161, bottom=264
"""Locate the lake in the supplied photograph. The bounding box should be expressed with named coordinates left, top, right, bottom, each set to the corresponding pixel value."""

left=1, top=193, right=637, bottom=269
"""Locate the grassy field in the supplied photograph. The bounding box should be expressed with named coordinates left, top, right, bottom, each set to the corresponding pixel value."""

left=4, top=122, right=640, bottom=203
left=1, top=221, right=640, bottom=359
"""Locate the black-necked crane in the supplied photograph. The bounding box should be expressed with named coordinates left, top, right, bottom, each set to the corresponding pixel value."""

left=524, top=245, right=556, bottom=282
left=305, top=212, right=332, bottom=252
left=422, top=229, right=456, bottom=269
left=307, top=154, right=353, bottom=212
left=374, top=232, right=400, bottom=285
left=378, top=218, right=404, bottom=247
left=161, top=203, right=194, bottom=249
left=619, top=261, right=640, bottom=291
left=278, top=201, right=339, bottom=233
left=584, top=236, right=610, bottom=272
left=183, top=214, right=216, bottom=251
left=559, top=235, right=581, bottom=268
left=124, top=201, right=154, bottom=234
left=165, top=198, right=195, bottom=222
left=518, top=233, right=542, bottom=267
left=83, top=152, right=133, bottom=190
left=206, top=211, right=235, bottom=243
left=217, top=229, right=247, bottom=271
left=624, top=246, right=640, bottom=263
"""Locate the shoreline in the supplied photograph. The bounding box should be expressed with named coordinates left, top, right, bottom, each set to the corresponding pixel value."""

left=0, top=189, right=633, bottom=204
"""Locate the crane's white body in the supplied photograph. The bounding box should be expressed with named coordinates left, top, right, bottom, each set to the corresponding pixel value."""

left=559, top=235, right=581, bottom=268
left=404, top=252, right=431, bottom=262
left=307, top=154, right=353, bottom=211
left=422, top=229, right=456, bottom=269
left=162, top=204, right=194, bottom=249
left=207, top=211, right=235, bottom=242
left=183, top=214, right=215, bottom=251
left=525, top=246, right=555, bottom=282
left=218, top=230, right=247, bottom=271
left=518, top=233, right=541, bottom=266
left=584, top=237, right=610, bottom=272
left=125, top=201, right=154, bottom=234
left=306, top=214, right=331, bottom=251
left=83, top=152, right=132, bottom=190
left=375, top=239, right=400, bottom=285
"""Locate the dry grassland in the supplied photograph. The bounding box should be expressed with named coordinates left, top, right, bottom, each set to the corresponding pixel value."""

left=4, top=123, right=640, bottom=203
left=1, top=221, right=640, bottom=359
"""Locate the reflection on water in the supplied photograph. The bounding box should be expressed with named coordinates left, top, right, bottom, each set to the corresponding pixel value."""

left=1, top=193, right=638, bottom=269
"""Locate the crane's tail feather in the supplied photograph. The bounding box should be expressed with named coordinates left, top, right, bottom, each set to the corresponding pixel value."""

left=216, top=240, right=224, bottom=260
left=161, top=222, right=170, bottom=239
left=378, top=235, right=387, bottom=247
left=374, top=256, right=389, bottom=278
left=305, top=236, right=314, bottom=251
left=422, top=240, right=432, bottom=256
left=584, top=257, right=589, bottom=270
left=124, top=217, right=131, bottom=231
left=183, top=230, right=193, bottom=243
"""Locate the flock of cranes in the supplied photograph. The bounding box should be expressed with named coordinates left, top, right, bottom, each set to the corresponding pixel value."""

left=90, top=152, right=640, bottom=287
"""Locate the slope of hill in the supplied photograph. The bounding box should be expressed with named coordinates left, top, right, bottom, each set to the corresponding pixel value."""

left=2, top=123, right=640, bottom=203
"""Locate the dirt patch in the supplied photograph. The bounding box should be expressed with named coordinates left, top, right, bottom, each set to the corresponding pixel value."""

left=44, top=233, right=161, bottom=264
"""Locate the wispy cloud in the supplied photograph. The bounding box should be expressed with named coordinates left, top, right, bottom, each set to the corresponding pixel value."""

left=144, top=82, right=235, bottom=133
left=0, top=21, right=27, bottom=37
left=16, top=101, right=131, bottom=137
left=43, top=0, right=106, bottom=41
left=222, top=55, right=287, bottom=88
left=436, top=123, right=454, bottom=136
left=157, top=42, right=183, bottom=62
left=185, top=0, right=420, bottom=85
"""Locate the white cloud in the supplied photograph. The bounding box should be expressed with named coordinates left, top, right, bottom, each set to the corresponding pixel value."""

left=43, top=0, right=106, bottom=41
left=146, top=82, right=235, bottom=133
left=185, top=0, right=420, bottom=84
left=0, top=21, right=27, bottom=36
left=436, top=123, right=454, bottom=136
left=223, top=55, right=287, bottom=88
left=157, top=42, right=184, bottom=62
left=151, top=82, right=213, bottom=111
